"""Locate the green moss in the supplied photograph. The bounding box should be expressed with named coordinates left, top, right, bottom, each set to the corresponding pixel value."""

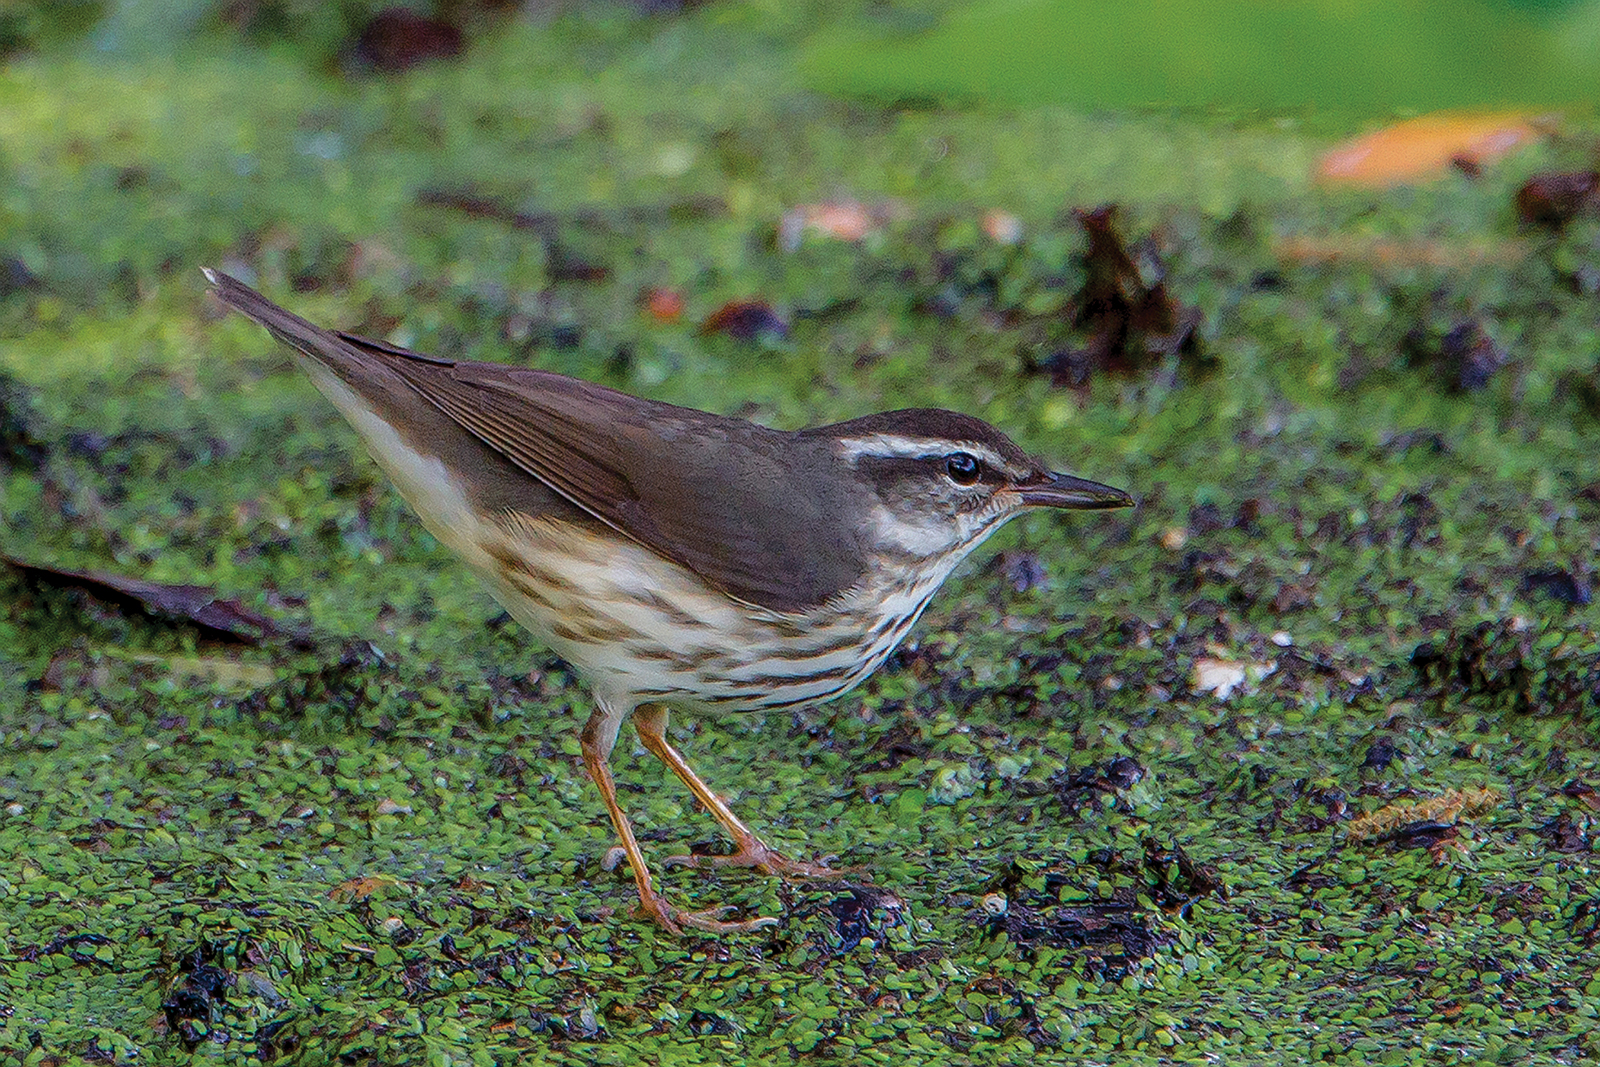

left=2, top=4, right=1599, bottom=1066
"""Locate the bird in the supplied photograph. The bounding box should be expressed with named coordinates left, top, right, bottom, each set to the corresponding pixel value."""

left=204, top=268, right=1133, bottom=934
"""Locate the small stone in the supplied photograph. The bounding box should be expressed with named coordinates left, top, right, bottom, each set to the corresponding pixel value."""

left=981, top=892, right=1009, bottom=917
left=1192, top=656, right=1277, bottom=700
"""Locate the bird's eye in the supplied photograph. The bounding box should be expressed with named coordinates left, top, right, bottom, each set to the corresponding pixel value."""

left=945, top=452, right=981, bottom=486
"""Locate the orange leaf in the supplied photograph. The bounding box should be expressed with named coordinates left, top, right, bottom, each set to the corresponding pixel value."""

left=1316, top=113, right=1542, bottom=188
left=328, top=874, right=406, bottom=901
left=641, top=286, right=685, bottom=324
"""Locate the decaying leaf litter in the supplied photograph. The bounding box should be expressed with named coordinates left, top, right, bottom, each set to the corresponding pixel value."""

left=2, top=5, right=1600, bottom=1065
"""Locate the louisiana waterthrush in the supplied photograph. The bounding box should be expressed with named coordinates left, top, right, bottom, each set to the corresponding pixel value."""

left=205, top=269, right=1133, bottom=934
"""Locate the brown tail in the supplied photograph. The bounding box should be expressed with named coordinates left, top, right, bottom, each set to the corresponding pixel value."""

left=202, top=268, right=358, bottom=364
left=203, top=268, right=455, bottom=370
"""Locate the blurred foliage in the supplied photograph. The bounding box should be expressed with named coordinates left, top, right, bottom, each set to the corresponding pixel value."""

left=803, top=0, right=1600, bottom=112
left=0, top=0, right=106, bottom=58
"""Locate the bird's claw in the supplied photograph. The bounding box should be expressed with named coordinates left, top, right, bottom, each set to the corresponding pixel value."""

left=662, top=840, right=854, bottom=881
left=636, top=890, right=779, bottom=935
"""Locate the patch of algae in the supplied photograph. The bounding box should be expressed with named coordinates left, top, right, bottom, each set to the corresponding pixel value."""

left=2, top=5, right=1599, bottom=1065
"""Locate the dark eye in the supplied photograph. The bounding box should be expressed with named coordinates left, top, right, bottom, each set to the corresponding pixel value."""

left=945, top=452, right=981, bottom=486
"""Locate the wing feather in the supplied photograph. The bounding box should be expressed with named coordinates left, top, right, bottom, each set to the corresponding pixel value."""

left=210, top=271, right=869, bottom=611
left=363, top=344, right=867, bottom=612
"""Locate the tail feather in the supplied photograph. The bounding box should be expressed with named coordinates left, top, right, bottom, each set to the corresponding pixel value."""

left=202, top=268, right=353, bottom=365
left=201, top=267, right=584, bottom=577
left=204, top=269, right=459, bottom=374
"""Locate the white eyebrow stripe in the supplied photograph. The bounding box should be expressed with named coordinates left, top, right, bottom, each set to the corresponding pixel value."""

left=834, top=433, right=1010, bottom=469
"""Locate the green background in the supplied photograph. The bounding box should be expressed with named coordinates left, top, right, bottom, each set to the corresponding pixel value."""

left=1, top=2, right=1599, bottom=1064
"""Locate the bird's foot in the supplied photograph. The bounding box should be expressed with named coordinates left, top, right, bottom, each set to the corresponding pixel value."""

left=662, top=837, right=854, bottom=881
left=635, top=888, right=779, bottom=935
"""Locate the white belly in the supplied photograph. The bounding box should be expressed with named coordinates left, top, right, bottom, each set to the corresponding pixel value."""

left=477, top=516, right=924, bottom=713
left=300, top=360, right=949, bottom=715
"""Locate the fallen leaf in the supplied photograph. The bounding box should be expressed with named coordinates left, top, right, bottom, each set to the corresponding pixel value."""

left=1516, top=171, right=1600, bottom=227
left=1035, top=205, right=1203, bottom=388
left=640, top=286, right=685, bottom=324
left=1316, top=113, right=1541, bottom=187
left=351, top=9, right=463, bottom=74
left=4, top=555, right=297, bottom=646
left=1539, top=813, right=1591, bottom=853
left=1345, top=788, right=1503, bottom=842
left=1561, top=780, right=1600, bottom=812
left=699, top=299, right=790, bottom=342
left=328, top=874, right=408, bottom=902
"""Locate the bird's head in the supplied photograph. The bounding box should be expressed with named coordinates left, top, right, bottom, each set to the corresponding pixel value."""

left=814, top=409, right=1133, bottom=568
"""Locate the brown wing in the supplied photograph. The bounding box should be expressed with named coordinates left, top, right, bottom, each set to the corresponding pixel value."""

left=368, top=349, right=642, bottom=529
left=340, top=335, right=870, bottom=614
left=206, top=269, right=871, bottom=612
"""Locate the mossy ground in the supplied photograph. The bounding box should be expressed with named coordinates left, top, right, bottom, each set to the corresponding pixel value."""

left=2, top=4, right=1600, bottom=1065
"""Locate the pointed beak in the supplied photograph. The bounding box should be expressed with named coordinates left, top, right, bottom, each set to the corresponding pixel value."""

left=1014, top=472, right=1134, bottom=510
